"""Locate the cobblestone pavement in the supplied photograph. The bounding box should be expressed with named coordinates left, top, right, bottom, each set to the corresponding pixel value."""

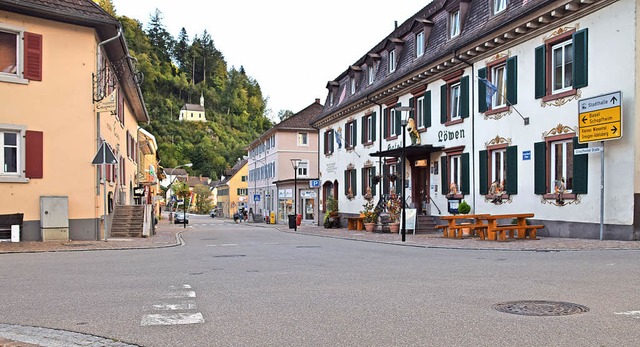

left=0, top=324, right=138, bottom=347
left=1, top=216, right=638, bottom=346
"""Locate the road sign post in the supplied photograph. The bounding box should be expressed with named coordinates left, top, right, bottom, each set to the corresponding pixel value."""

left=577, top=92, right=622, bottom=241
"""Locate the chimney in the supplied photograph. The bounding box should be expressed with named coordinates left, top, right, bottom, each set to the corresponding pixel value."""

left=395, top=20, right=398, bottom=29
left=315, top=98, right=320, bottom=104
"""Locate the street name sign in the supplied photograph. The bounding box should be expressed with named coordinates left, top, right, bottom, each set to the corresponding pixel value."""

left=578, top=91, right=622, bottom=143
left=574, top=147, right=603, bottom=155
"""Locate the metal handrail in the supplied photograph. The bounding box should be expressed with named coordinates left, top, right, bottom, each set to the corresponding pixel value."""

left=429, top=196, right=442, bottom=215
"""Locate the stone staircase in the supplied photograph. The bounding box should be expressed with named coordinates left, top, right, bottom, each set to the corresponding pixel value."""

left=415, top=214, right=437, bottom=234
left=110, top=205, right=144, bottom=238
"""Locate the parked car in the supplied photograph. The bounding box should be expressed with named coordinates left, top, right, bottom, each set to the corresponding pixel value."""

left=209, top=209, right=217, bottom=218
left=174, top=212, right=189, bottom=224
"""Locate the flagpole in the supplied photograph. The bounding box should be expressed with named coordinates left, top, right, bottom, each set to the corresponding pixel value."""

left=478, top=76, right=529, bottom=125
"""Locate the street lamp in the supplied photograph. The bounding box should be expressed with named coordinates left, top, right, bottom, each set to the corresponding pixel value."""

left=168, top=163, right=192, bottom=222
left=395, top=106, right=413, bottom=243
left=290, top=158, right=301, bottom=231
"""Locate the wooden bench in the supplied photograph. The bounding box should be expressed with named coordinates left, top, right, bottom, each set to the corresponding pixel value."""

left=439, top=214, right=489, bottom=239
left=476, top=214, right=543, bottom=241
left=347, top=217, right=364, bottom=231
left=0, top=213, right=23, bottom=242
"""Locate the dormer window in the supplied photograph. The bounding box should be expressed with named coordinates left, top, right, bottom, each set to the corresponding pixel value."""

left=450, top=10, right=460, bottom=38
left=368, top=65, right=374, bottom=85
left=329, top=92, right=334, bottom=106
left=350, top=77, right=356, bottom=95
left=389, top=49, right=396, bottom=73
left=494, top=0, right=507, bottom=14
left=416, top=31, right=425, bottom=57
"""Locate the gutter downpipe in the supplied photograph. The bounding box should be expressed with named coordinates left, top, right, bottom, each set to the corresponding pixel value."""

left=456, top=51, right=476, bottom=215
left=367, top=93, right=384, bottom=202
left=95, top=26, right=122, bottom=241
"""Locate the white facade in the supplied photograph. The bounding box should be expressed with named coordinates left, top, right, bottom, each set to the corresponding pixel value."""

left=315, top=0, right=639, bottom=240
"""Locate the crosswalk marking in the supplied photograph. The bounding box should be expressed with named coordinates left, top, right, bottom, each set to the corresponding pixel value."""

left=152, top=302, right=196, bottom=310
left=141, top=313, right=204, bottom=326
left=141, top=284, right=203, bottom=327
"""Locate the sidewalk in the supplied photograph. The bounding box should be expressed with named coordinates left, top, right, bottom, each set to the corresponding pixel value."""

left=0, top=218, right=639, bottom=254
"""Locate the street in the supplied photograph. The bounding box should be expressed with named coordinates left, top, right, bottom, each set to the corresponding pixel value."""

left=0, top=214, right=639, bottom=346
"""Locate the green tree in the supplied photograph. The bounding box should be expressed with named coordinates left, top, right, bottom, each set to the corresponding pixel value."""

left=194, top=184, right=213, bottom=214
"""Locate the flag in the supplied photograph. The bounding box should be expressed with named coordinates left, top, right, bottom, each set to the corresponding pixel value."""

left=337, top=86, right=347, bottom=105
left=479, top=77, right=498, bottom=107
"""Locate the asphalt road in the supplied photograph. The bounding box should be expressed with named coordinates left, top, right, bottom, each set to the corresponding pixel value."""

left=0, top=214, right=639, bottom=346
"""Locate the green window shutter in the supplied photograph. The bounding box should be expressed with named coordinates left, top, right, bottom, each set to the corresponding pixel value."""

left=352, top=120, right=358, bottom=147
left=534, top=45, right=546, bottom=99
left=371, top=112, right=377, bottom=141
left=371, top=167, right=377, bottom=196
left=478, top=67, right=487, bottom=113
left=460, top=76, right=470, bottom=119
left=395, top=103, right=401, bottom=135
left=572, top=137, right=588, bottom=194
left=360, top=118, right=365, bottom=145
left=573, top=29, right=588, bottom=89
left=440, top=84, right=447, bottom=124
left=534, top=141, right=547, bottom=194
left=461, top=152, right=470, bottom=194
left=330, top=130, right=335, bottom=153
left=409, top=97, right=415, bottom=120
left=424, top=91, right=431, bottom=128
left=351, top=170, right=357, bottom=196
left=441, top=157, right=448, bottom=195
left=479, top=150, right=488, bottom=195
left=506, top=145, right=518, bottom=194
left=344, top=170, right=349, bottom=195
left=506, top=56, right=518, bottom=105
left=361, top=168, right=366, bottom=196
left=384, top=109, right=389, bottom=138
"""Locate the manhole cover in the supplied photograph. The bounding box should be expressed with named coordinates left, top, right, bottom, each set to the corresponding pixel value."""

left=493, top=301, right=589, bottom=316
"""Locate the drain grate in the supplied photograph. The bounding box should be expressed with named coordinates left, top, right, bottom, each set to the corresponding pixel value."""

left=493, top=300, right=589, bottom=316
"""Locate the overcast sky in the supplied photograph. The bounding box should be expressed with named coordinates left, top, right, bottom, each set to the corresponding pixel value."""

left=111, top=0, right=428, bottom=121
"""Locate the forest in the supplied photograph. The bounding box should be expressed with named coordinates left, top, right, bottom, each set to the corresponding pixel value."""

left=99, top=0, right=277, bottom=180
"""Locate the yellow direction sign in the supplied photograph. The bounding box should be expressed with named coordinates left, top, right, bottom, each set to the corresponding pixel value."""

left=578, top=91, right=622, bottom=143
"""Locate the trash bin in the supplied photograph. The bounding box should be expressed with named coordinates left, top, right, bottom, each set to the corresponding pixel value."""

left=288, top=214, right=296, bottom=229
left=270, top=212, right=276, bottom=224
left=296, top=214, right=302, bottom=226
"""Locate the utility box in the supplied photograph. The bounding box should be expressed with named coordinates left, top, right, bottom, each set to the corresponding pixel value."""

left=40, top=196, right=69, bottom=241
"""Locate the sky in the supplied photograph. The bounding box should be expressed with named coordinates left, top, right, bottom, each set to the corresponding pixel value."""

left=111, top=0, right=429, bottom=121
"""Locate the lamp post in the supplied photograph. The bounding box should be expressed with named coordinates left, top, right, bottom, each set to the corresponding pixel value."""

left=168, top=163, right=192, bottom=222
left=290, top=158, right=301, bottom=231
left=395, top=106, right=413, bottom=243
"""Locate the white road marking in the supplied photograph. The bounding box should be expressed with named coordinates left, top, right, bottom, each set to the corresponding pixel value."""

left=206, top=245, right=217, bottom=247
left=167, top=291, right=196, bottom=298
left=221, top=243, right=238, bottom=246
left=169, top=284, right=192, bottom=290
left=140, top=313, right=204, bottom=326
left=152, top=302, right=196, bottom=310
left=615, top=311, right=640, bottom=318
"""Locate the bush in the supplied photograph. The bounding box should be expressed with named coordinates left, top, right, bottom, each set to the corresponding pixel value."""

left=458, top=200, right=471, bottom=214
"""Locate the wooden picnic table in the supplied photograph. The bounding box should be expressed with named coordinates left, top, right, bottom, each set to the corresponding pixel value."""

left=475, top=213, right=543, bottom=241
left=437, top=214, right=489, bottom=239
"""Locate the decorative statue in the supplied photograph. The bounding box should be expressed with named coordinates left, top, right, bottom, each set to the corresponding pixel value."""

left=406, top=118, right=421, bottom=145
left=449, top=182, right=458, bottom=195
left=555, top=177, right=566, bottom=205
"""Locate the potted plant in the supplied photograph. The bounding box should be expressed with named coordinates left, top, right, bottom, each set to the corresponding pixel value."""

left=361, top=200, right=378, bottom=232
left=323, top=197, right=339, bottom=228
left=457, top=200, right=472, bottom=236
left=386, top=193, right=402, bottom=233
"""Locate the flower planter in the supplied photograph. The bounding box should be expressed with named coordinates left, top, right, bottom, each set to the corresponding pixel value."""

left=364, top=222, right=376, bottom=232
left=388, top=222, right=400, bottom=233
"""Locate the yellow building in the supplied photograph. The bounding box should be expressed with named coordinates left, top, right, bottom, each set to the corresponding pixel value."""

left=0, top=0, right=152, bottom=241
left=216, top=160, right=248, bottom=218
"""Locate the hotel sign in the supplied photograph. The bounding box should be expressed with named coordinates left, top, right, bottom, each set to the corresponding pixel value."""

left=578, top=91, right=622, bottom=143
